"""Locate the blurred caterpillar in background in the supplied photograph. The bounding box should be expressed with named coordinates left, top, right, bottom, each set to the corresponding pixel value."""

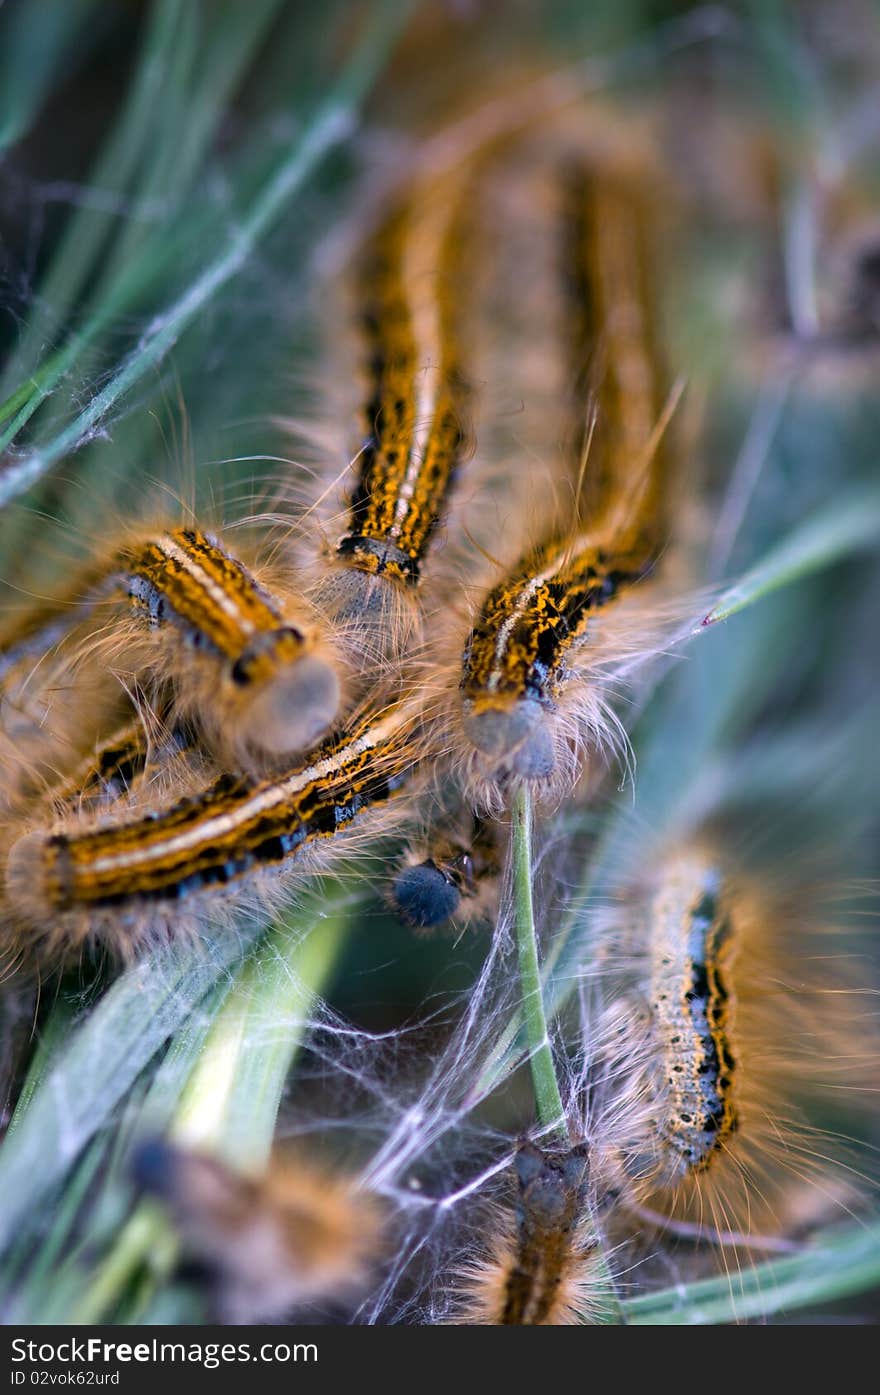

left=587, top=840, right=878, bottom=1252
left=131, top=1138, right=383, bottom=1324
left=451, top=154, right=687, bottom=811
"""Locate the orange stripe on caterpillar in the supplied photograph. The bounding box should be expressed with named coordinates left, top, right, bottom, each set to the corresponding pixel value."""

left=5, top=703, right=418, bottom=962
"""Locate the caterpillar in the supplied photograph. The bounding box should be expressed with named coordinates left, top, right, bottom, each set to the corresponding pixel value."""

left=454, top=160, right=682, bottom=810
left=131, top=1138, right=383, bottom=1324
left=4, top=701, right=420, bottom=963
left=309, top=163, right=479, bottom=666
left=585, top=843, right=879, bottom=1250
left=454, top=1143, right=609, bottom=1325
left=0, top=522, right=342, bottom=780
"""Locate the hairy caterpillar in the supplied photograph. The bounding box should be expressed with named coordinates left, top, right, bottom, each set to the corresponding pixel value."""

left=1, top=523, right=341, bottom=778
left=453, top=160, right=682, bottom=809
left=454, top=1143, right=609, bottom=1325
left=307, top=163, right=480, bottom=667
left=132, top=1138, right=382, bottom=1324
left=5, top=701, right=420, bottom=963
left=583, top=843, right=879, bottom=1252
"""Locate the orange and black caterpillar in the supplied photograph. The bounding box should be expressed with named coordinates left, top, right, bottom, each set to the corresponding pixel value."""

left=334, top=196, right=471, bottom=589
left=584, top=841, right=879, bottom=1251
left=333, top=174, right=474, bottom=588
left=314, top=163, right=481, bottom=661
left=0, top=524, right=341, bottom=775
left=6, top=703, right=418, bottom=959
left=457, top=161, right=675, bottom=805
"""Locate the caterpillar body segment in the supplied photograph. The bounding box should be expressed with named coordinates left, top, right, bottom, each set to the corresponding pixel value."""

left=335, top=200, right=469, bottom=588
left=644, top=854, right=737, bottom=1178
left=560, top=164, right=672, bottom=540
left=6, top=703, right=420, bottom=962
left=47, top=698, right=204, bottom=815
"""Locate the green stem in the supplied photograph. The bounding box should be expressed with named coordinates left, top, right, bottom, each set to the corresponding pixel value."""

left=702, top=488, right=880, bottom=625
left=511, top=786, right=566, bottom=1139
left=510, top=789, right=621, bottom=1322
left=0, top=0, right=100, bottom=154
left=173, top=895, right=352, bottom=1168
left=68, top=890, right=354, bottom=1324
left=4, top=998, right=76, bottom=1140
left=69, top=1204, right=177, bottom=1326
left=623, top=1221, right=880, bottom=1325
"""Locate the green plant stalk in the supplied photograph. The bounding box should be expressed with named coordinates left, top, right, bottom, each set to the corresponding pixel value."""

left=4, top=986, right=228, bottom=1323
left=87, top=1, right=287, bottom=297
left=623, top=1221, right=880, bottom=1324
left=28, top=0, right=291, bottom=451
left=0, top=0, right=411, bottom=508
left=511, top=787, right=622, bottom=1320
left=511, top=787, right=566, bottom=1139
left=173, top=895, right=352, bottom=1168
left=69, top=1203, right=179, bottom=1327
left=1, top=1136, right=106, bottom=1315
left=4, top=998, right=76, bottom=1140
left=69, top=890, right=354, bottom=1324
left=0, top=924, right=263, bottom=1254
left=0, top=0, right=290, bottom=428
left=0, top=0, right=191, bottom=405
left=702, top=488, right=880, bottom=624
